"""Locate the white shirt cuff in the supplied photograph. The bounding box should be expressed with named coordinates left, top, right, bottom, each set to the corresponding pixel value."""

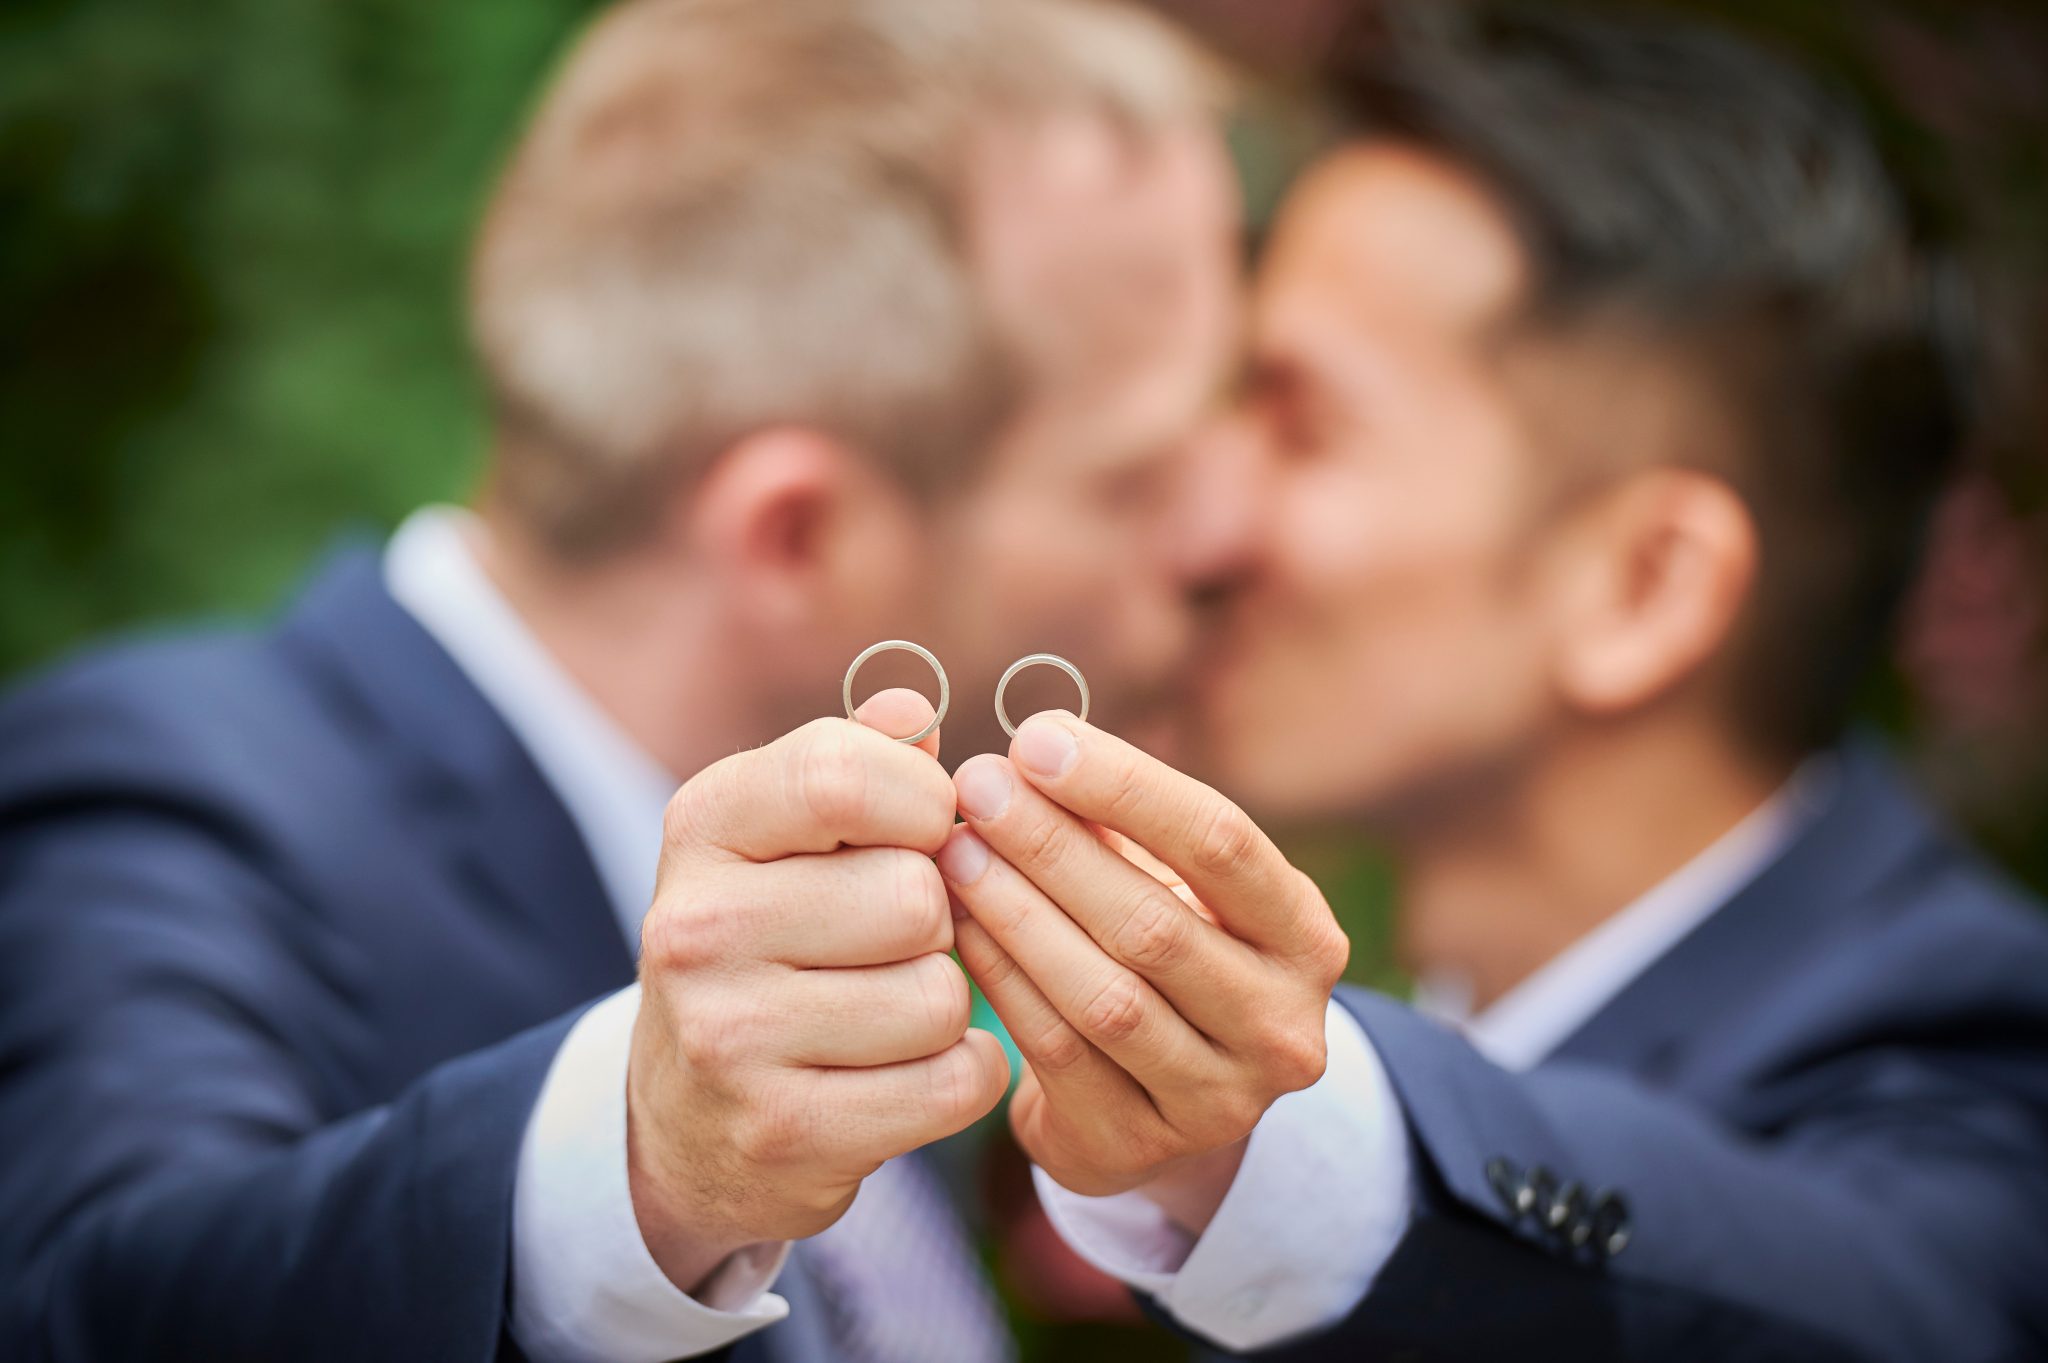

left=1034, top=999, right=1409, bottom=1351
left=511, top=984, right=793, bottom=1363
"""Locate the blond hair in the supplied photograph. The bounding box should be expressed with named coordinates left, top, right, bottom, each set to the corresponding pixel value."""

left=469, top=0, right=1221, bottom=558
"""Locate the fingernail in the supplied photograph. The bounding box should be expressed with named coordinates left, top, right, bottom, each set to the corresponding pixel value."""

left=1014, top=716, right=1078, bottom=779
left=955, top=759, right=1013, bottom=821
left=937, top=828, right=991, bottom=886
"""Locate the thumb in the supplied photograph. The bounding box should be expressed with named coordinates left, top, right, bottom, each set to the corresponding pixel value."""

left=853, top=687, right=944, bottom=760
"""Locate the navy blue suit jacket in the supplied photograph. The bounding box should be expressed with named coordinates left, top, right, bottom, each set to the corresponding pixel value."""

left=10, top=547, right=2048, bottom=1362
left=1253, top=748, right=2048, bottom=1361
left=0, top=549, right=664, bottom=1360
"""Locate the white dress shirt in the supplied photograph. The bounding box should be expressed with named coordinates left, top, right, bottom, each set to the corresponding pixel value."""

left=1037, top=762, right=1831, bottom=1351
left=387, top=509, right=791, bottom=1362
left=1416, top=762, right=1834, bottom=1070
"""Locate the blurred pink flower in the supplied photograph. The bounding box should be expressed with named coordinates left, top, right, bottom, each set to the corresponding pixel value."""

left=1899, top=477, right=2047, bottom=737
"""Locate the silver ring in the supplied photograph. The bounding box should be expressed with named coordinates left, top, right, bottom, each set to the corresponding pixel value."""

left=843, top=640, right=949, bottom=745
left=995, top=653, right=1090, bottom=738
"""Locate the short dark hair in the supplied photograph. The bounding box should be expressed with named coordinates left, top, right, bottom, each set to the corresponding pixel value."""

left=1329, top=1, right=1972, bottom=758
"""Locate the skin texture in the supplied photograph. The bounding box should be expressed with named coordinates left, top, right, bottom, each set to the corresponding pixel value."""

left=1197, top=142, right=1788, bottom=1011
left=627, top=690, right=1009, bottom=1290
left=933, top=119, right=1250, bottom=763
left=481, top=119, right=1250, bottom=780
left=592, top=130, right=1791, bottom=1269
left=477, top=114, right=1261, bottom=1287
left=952, top=140, right=1797, bottom=1233
left=942, top=712, right=1348, bottom=1233
left=1195, top=144, right=1558, bottom=825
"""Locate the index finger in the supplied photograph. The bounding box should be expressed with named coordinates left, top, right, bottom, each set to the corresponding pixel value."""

left=664, top=704, right=955, bottom=866
left=1006, top=712, right=1316, bottom=954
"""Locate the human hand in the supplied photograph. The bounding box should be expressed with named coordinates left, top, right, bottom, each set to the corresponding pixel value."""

left=940, top=712, right=1348, bottom=1234
left=627, top=691, right=1009, bottom=1290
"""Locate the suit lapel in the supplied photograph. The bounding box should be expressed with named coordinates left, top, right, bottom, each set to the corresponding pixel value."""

left=278, top=544, right=635, bottom=1000
left=1549, top=740, right=1946, bottom=1079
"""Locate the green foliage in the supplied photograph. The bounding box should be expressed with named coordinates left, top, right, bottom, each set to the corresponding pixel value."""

left=0, top=0, right=604, bottom=675
left=6, top=0, right=2041, bottom=687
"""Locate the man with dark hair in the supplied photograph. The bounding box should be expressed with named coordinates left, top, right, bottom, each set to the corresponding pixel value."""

left=944, top=4, right=2048, bottom=1359
left=1330, top=0, right=1965, bottom=764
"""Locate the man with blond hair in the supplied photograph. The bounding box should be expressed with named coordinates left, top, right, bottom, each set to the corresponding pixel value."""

left=0, top=1, right=1296, bottom=1359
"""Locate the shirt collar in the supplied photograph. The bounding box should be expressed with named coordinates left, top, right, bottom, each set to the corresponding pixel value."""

left=1415, top=758, right=1837, bottom=1072
left=383, top=506, right=679, bottom=949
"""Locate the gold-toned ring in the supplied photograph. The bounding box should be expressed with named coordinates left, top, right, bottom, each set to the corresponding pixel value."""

left=843, top=640, right=950, bottom=745
left=995, top=653, right=1090, bottom=738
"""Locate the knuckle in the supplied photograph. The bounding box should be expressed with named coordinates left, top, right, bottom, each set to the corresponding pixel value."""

left=1112, top=892, right=1194, bottom=975
left=793, top=715, right=844, bottom=745
left=794, top=723, right=868, bottom=830
left=983, top=888, right=1036, bottom=942
left=971, top=936, right=1028, bottom=992
left=1028, top=1019, right=1093, bottom=1075
left=913, top=954, right=972, bottom=1042
left=639, top=906, right=685, bottom=970
left=926, top=1044, right=979, bottom=1122
left=891, top=851, right=950, bottom=951
left=1099, top=755, right=1150, bottom=825
left=1190, top=800, right=1261, bottom=883
left=681, top=1000, right=760, bottom=1075
left=909, top=769, right=960, bottom=853
left=1317, top=925, right=1352, bottom=986
left=1013, top=809, right=1068, bottom=871
left=1079, top=971, right=1148, bottom=1046
left=661, top=780, right=709, bottom=853
left=640, top=899, right=719, bottom=972
left=1299, top=885, right=1351, bottom=982
left=1263, top=1018, right=1329, bottom=1091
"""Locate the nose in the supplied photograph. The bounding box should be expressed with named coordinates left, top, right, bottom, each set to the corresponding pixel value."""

left=1171, top=411, right=1267, bottom=605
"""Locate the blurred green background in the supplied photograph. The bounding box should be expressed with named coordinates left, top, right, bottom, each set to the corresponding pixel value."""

left=5, top=0, right=2044, bottom=685
left=1, top=1, right=573, bottom=655
left=5, top=0, right=2045, bottom=874
left=2, top=2, right=2045, bottom=1357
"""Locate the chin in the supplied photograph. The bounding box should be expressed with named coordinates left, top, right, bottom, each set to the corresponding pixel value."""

left=1228, top=747, right=1361, bottom=822
left=1119, top=711, right=1186, bottom=766
left=1196, top=675, right=1406, bottom=825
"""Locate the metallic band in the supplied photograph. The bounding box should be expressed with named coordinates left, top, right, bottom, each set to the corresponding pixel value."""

left=995, top=652, right=1090, bottom=738
left=842, top=640, right=950, bottom=745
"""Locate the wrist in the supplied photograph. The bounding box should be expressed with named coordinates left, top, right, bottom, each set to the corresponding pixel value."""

left=627, top=1130, right=744, bottom=1294
left=1133, top=1137, right=1250, bottom=1237
left=625, top=1013, right=744, bottom=1293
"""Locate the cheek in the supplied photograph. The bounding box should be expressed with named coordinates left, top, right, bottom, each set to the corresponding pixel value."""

left=1208, top=460, right=1551, bottom=815
left=1275, top=456, right=1505, bottom=632
left=828, top=497, right=934, bottom=637
left=959, top=496, right=1085, bottom=631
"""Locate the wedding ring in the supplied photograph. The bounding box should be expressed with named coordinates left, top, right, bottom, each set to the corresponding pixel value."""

left=995, top=653, right=1090, bottom=738
left=843, top=640, right=950, bottom=745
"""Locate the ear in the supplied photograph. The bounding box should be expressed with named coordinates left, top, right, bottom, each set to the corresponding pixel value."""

left=678, top=427, right=861, bottom=624
left=1548, top=468, right=1758, bottom=716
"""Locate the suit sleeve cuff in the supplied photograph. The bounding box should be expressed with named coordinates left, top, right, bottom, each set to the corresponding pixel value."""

left=511, top=984, right=792, bottom=1363
left=1034, top=998, right=1410, bottom=1351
